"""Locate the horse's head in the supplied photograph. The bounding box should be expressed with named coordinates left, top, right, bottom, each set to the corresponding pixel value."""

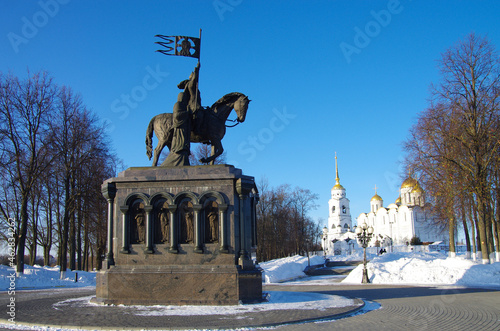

left=234, top=95, right=251, bottom=123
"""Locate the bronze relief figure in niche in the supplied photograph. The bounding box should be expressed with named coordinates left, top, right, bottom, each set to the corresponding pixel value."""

left=155, top=201, right=169, bottom=244
left=205, top=200, right=219, bottom=243
left=131, top=201, right=146, bottom=244
left=180, top=200, right=194, bottom=243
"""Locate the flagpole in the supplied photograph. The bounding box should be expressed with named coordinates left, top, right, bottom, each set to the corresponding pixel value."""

left=195, top=29, right=201, bottom=110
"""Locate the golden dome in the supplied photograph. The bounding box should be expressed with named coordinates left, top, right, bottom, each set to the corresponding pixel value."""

left=371, top=193, right=383, bottom=201
left=411, top=182, right=424, bottom=193
left=401, top=177, right=418, bottom=189
left=332, top=183, right=345, bottom=190
left=395, top=196, right=401, bottom=204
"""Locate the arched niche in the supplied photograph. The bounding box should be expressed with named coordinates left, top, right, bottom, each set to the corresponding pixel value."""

left=200, top=191, right=228, bottom=252
left=150, top=193, right=174, bottom=245
left=178, top=198, right=195, bottom=244
left=203, top=199, right=219, bottom=243
left=130, top=199, right=146, bottom=245
left=119, top=193, right=150, bottom=253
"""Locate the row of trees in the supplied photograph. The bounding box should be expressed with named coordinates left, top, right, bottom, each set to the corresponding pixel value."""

left=255, top=178, right=321, bottom=262
left=0, top=71, right=120, bottom=275
left=404, top=33, right=500, bottom=263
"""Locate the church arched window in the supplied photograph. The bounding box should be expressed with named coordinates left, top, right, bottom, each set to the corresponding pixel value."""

left=342, top=205, right=346, bottom=214
left=332, top=206, right=335, bottom=213
left=331, top=224, right=336, bottom=229
left=343, top=223, right=349, bottom=229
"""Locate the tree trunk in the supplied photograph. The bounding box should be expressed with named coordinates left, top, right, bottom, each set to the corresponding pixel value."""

left=60, top=174, right=71, bottom=278
left=29, top=199, right=38, bottom=266
left=448, top=212, right=456, bottom=257
left=461, top=203, right=471, bottom=259
left=16, top=195, right=29, bottom=275
left=43, top=244, right=50, bottom=267
left=69, top=211, right=76, bottom=270
left=485, top=201, right=495, bottom=260
left=77, top=206, right=82, bottom=271
left=476, top=194, right=490, bottom=264
left=469, top=202, right=477, bottom=261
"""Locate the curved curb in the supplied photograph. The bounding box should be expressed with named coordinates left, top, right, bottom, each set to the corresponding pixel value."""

left=0, top=296, right=366, bottom=330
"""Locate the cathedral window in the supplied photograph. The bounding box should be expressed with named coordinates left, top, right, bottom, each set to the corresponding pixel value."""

left=331, top=224, right=336, bottom=229
left=344, top=223, right=349, bottom=228
left=332, top=206, right=335, bottom=213
left=342, top=205, right=346, bottom=214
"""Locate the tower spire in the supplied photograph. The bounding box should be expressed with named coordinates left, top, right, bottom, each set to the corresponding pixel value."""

left=332, top=152, right=345, bottom=191
left=335, top=152, right=340, bottom=185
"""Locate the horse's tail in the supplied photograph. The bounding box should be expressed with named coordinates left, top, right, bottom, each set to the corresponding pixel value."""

left=146, top=116, right=155, bottom=160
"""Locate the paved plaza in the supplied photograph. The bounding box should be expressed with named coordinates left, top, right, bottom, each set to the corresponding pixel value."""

left=0, top=283, right=499, bottom=330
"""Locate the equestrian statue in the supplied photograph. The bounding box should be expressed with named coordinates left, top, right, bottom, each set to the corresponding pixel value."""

left=145, top=63, right=251, bottom=167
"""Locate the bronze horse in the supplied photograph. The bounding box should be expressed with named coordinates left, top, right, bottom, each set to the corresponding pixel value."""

left=146, top=92, right=250, bottom=166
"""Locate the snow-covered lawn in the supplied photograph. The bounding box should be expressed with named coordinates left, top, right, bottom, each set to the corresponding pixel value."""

left=0, top=265, right=95, bottom=291
left=259, top=254, right=326, bottom=283
left=342, top=251, right=500, bottom=288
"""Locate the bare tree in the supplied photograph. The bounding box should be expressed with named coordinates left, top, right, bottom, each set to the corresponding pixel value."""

left=0, top=71, right=56, bottom=274
left=255, top=178, right=320, bottom=262
left=48, top=86, right=115, bottom=276
left=404, top=33, right=500, bottom=263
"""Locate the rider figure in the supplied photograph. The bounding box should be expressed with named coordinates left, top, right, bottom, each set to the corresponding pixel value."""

left=162, top=63, right=201, bottom=166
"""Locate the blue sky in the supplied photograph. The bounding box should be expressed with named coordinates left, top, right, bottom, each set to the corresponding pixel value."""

left=2, top=0, right=500, bottom=228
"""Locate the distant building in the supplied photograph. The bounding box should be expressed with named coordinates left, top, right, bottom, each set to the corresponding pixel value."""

left=357, top=176, right=448, bottom=246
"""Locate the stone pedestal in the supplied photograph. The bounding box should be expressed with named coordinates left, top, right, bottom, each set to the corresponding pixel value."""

left=94, top=165, right=262, bottom=305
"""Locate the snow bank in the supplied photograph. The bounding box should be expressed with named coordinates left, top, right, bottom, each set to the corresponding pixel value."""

left=0, top=265, right=96, bottom=291
left=259, top=255, right=325, bottom=283
left=342, top=251, right=500, bottom=288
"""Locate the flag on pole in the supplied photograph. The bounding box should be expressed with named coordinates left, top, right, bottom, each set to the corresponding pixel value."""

left=155, top=35, right=201, bottom=59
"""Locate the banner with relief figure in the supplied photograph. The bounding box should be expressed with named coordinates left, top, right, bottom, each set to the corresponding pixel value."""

left=155, top=35, right=201, bottom=59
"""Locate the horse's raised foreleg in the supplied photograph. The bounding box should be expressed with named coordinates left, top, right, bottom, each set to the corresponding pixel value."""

left=200, top=140, right=223, bottom=164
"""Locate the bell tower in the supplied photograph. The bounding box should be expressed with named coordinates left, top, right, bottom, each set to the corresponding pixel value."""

left=327, top=153, right=352, bottom=235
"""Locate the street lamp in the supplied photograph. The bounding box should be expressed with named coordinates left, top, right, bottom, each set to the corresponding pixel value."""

left=322, top=227, right=328, bottom=257
left=355, top=222, right=374, bottom=283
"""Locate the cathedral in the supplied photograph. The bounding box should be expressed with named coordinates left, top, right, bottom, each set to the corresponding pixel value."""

left=357, top=176, right=449, bottom=247
left=322, top=155, right=448, bottom=254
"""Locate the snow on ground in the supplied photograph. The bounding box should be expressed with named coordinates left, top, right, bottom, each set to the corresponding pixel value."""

left=342, top=251, right=500, bottom=288
left=1, top=251, right=498, bottom=291
left=259, top=252, right=368, bottom=284
left=0, top=265, right=95, bottom=291
left=49, top=291, right=358, bottom=317
left=259, top=254, right=325, bottom=283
